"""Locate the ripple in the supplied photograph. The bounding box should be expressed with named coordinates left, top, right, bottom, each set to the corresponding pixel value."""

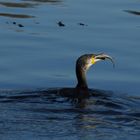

left=0, top=88, right=140, bottom=139
left=0, top=12, right=35, bottom=18
left=124, top=10, right=140, bottom=16
left=0, top=2, right=38, bottom=8
left=23, top=0, right=62, bottom=3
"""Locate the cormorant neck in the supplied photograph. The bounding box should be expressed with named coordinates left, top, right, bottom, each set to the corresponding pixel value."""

left=76, top=64, right=88, bottom=89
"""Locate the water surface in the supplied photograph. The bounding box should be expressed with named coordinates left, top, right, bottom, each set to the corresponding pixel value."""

left=0, top=0, right=140, bottom=139
left=0, top=88, right=140, bottom=140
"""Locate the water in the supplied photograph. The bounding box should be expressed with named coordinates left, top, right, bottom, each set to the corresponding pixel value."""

left=0, top=0, right=140, bottom=139
left=0, top=89, right=140, bottom=140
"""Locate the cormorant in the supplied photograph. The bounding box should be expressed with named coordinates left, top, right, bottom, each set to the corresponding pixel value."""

left=59, top=53, right=114, bottom=99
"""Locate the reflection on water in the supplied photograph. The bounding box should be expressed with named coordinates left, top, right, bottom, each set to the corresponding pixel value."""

left=0, top=89, right=140, bottom=140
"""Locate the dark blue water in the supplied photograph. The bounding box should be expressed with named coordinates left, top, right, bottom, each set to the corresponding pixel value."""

left=0, top=0, right=140, bottom=139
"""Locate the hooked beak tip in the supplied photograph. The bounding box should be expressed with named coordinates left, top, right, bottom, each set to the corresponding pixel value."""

left=95, top=53, right=115, bottom=68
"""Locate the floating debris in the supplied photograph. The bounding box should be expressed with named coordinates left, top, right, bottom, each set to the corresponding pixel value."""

left=13, top=21, right=16, bottom=25
left=57, top=21, right=65, bottom=27
left=5, top=21, right=24, bottom=27
left=78, top=22, right=88, bottom=26
left=18, top=24, right=24, bottom=27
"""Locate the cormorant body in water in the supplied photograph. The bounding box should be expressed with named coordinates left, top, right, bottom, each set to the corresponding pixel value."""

left=58, top=53, right=115, bottom=99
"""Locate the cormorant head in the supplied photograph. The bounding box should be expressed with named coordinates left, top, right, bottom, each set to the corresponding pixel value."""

left=76, top=53, right=114, bottom=89
left=76, top=53, right=115, bottom=72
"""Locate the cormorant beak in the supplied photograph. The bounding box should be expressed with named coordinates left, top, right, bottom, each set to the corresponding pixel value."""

left=93, top=53, right=115, bottom=67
